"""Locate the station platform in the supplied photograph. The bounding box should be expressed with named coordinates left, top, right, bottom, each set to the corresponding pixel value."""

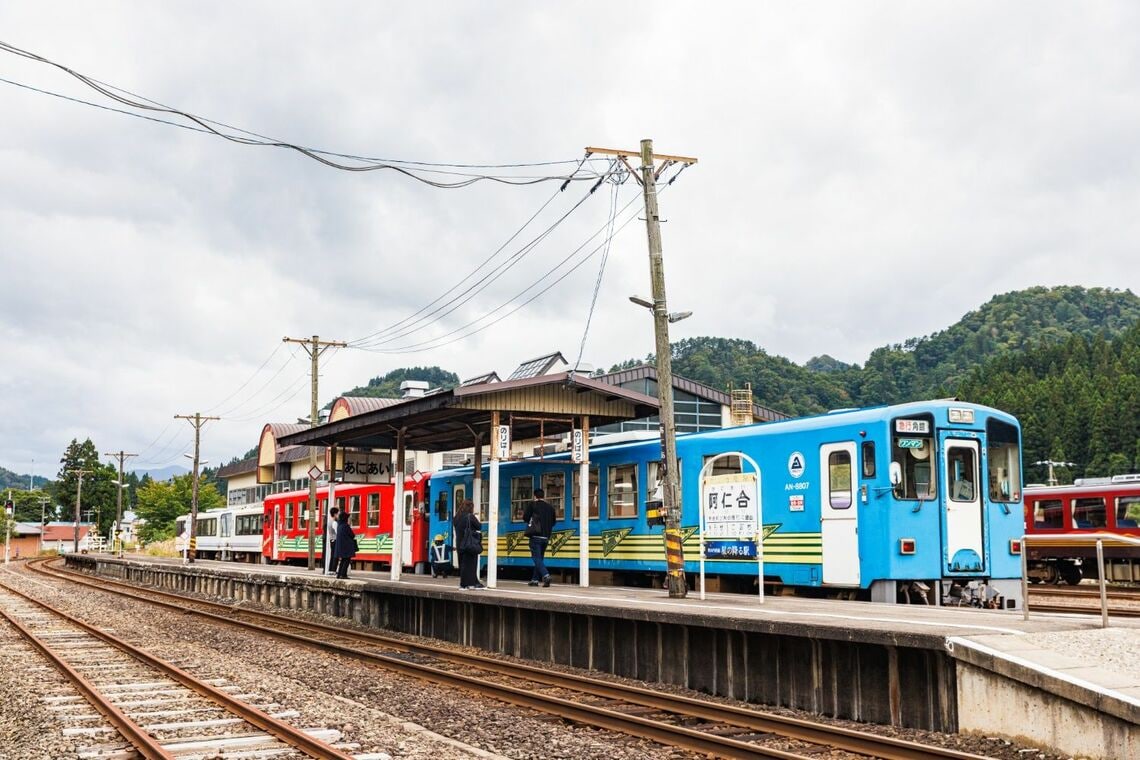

left=64, top=554, right=1138, bottom=759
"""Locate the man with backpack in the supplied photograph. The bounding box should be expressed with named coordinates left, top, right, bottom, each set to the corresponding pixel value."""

left=523, top=488, right=555, bottom=587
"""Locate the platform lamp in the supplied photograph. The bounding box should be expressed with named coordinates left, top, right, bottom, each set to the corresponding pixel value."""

left=629, top=294, right=692, bottom=598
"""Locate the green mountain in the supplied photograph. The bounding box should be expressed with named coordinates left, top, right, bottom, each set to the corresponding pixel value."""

left=332, top=366, right=459, bottom=406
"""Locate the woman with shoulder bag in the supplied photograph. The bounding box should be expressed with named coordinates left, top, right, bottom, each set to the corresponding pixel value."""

left=452, top=499, right=484, bottom=589
left=334, top=510, right=357, bottom=579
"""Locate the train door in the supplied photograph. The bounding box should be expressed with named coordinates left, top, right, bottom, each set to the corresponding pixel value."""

left=942, top=438, right=984, bottom=572
left=820, top=442, right=860, bottom=585
left=270, top=504, right=281, bottom=561
left=402, top=490, right=415, bottom=569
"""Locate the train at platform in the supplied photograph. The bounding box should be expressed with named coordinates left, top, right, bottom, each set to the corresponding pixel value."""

left=427, top=399, right=1027, bottom=608
left=1023, top=476, right=1140, bottom=584
left=261, top=475, right=432, bottom=571
left=175, top=475, right=433, bottom=571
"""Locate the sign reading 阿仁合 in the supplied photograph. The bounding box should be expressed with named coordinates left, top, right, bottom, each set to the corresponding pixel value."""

left=701, top=472, right=759, bottom=539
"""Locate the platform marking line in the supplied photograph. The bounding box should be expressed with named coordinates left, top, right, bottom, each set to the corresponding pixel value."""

left=946, top=635, right=1140, bottom=708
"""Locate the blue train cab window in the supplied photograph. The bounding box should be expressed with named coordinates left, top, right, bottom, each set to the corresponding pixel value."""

left=1033, top=498, right=1064, bottom=529
left=368, top=493, right=380, bottom=527
left=891, top=418, right=936, bottom=500
left=608, top=464, right=638, bottom=518
left=986, top=420, right=1022, bottom=502
left=861, top=442, right=876, bottom=478
left=572, top=467, right=600, bottom=519
left=828, top=451, right=853, bottom=509
left=511, top=476, right=533, bottom=521
left=1072, top=497, right=1106, bottom=529
left=1115, top=496, right=1140, bottom=528
left=541, top=472, right=566, bottom=520
left=435, top=490, right=449, bottom=521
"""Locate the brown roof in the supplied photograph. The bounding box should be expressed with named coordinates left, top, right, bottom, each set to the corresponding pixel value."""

left=337, top=396, right=404, bottom=415
left=42, top=524, right=91, bottom=541
left=217, top=455, right=257, bottom=478
left=595, top=365, right=789, bottom=422
left=280, top=371, right=659, bottom=453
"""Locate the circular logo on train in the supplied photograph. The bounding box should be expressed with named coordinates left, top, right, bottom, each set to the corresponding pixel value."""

left=787, top=451, right=805, bottom=478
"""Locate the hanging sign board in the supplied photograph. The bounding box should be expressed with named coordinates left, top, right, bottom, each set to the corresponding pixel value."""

left=496, top=425, right=512, bottom=459
left=340, top=451, right=392, bottom=484
left=571, top=429, right=584, bottom=463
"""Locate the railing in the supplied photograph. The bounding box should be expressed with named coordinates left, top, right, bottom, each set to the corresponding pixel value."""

left=1021, top=532, right=1140, bottom=627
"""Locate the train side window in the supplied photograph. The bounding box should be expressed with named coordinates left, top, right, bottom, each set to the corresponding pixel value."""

left=404, top=492, right=414, bottom=525
left=608, top=463, right=639, bottom=518
left=541, top=472, right=566, bottom=520
left=986, top=420, right=1022, bottom=502
left=350, top=495, right=361, bottom=527
left=368, top=493, right=380, bottom=528
left=1115, top=496, right=1140, bottom=528
left=510, top=476, right=533, bottom=522
left=1073, top=497, right=1106, bottom=529
left=829, top=451, right=853, bottom=509
left=861, top=442, right=876, bottom=478
left=571, top=467, right=600, bottom=519
left=435, top=491, right=449, bottom=521
left=704, top=454, right=742, bottom=476
left=1033, top=499, right=1064, bottom=529
left=285, top=502, right=295, bottom=530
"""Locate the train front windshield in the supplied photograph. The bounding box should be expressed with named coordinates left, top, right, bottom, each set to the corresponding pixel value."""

left=986, top=418, right=1022, bottom=503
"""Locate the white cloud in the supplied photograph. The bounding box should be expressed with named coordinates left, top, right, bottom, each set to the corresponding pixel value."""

left=2, top=2, right=1140, bottom=473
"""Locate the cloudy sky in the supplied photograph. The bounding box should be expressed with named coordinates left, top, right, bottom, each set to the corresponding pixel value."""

left=2, top=2, right=1139, bottom=478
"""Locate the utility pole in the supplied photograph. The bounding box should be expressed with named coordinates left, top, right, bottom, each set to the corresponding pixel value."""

left=4, top=489, right=11, bottom=565
left=1034, top=460, right=1076, bottom=487
left=104, top=450, right=137, bottom=558
left=283, top=335, right=346, bottom=570
left=175, top=413, right=220, bottom=563
left=68, top=469, right=92, bottom=554
left=586, top=140, right=698, bottom=598
left=38, top=495, right=50, bottom=555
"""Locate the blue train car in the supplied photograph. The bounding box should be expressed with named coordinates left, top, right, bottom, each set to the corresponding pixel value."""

left=428, top=400, right=1025, bottom=607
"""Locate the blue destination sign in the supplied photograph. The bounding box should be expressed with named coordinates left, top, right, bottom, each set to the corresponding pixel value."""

left=704, top=540, right=757, bottom=559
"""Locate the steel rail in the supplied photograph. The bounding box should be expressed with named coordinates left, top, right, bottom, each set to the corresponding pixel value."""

left=0, top=592, right=175, bottom=759
left=0, top=574, right=354, bottom=760
left=33, top=558, right=988, bottom=760
left=1027, top=602, right=1140, bottom=618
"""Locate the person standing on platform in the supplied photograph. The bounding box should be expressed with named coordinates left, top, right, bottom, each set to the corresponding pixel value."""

left=333, top=510, right=357, bottom=579
left=324, top=505, right=339, bottom=575
left=452, top=500, right=484, bottom=589
left=523, top=487, right=555, bottom=587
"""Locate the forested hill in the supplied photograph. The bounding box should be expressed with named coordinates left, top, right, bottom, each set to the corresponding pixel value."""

left=613, top=286, right=1140, bottom=416
left=330, top=366, right=459, bottom=406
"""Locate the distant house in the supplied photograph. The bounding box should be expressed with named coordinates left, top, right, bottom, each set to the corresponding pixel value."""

left=6, top=522, right=42, bottom=559
left=40, top=522, right=96, bottom=553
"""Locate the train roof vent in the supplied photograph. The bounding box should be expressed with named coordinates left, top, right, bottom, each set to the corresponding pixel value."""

left=826, top=407, right=858, bottom=414
left=1110, top=473, right=1140, bottom=483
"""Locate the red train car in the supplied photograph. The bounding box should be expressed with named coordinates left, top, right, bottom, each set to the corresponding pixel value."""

left=1023, top=476, right=1140, bottom=583
left=263, top=474, right=433, bottom=572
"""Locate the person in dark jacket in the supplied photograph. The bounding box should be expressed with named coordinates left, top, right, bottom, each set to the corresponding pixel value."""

left=452, top=500, right=484, bottom=589
left=333, top=510, right=356, bottom=579
left=523, top=487, right=556, bottom=587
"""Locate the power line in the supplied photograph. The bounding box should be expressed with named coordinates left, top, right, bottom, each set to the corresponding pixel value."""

left=574, top=169, right=623, bottom=371
left=0, top=41, right=607, bottom=187
left=349, top=167, right=619, bottom=349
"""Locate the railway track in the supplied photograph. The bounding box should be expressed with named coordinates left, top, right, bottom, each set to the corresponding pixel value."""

left=1027, top=584, right=1140, bottom=616
left=31, top=557, right=989, bottom=760
left=0, top=574, right=356, bottom=759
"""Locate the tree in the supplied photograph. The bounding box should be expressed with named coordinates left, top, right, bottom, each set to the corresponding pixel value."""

left=133, top=474, right=225, bottom=543
left=49, top=439, right=117, bottom=537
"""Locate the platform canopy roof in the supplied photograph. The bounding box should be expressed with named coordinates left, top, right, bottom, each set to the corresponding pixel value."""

left=278, top=371, right=660, bottom=453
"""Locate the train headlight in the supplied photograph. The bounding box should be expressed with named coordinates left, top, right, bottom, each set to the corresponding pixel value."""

left=899, top=538, right=916, bottom=555
left=1009, top=539, right=1021, bottom=555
